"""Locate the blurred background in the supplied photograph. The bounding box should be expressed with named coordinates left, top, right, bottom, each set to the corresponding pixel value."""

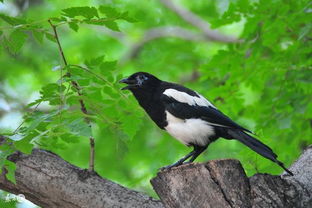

left=0, top=0, right=311, bottom=207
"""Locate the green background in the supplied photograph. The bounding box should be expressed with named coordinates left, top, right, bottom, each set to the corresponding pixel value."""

left=0, top=0, right=311, bottom=206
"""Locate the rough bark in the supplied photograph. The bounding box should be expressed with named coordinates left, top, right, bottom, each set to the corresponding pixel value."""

left=0, top=146, right=311, bottom=208
left=151, top=146, right=312, bottom=208
left=0, top=149, right=163, bottom=208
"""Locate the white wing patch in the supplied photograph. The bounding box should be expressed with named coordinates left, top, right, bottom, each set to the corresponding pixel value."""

left=163, top=89, right=215, bottom=108
left=164, top=111, right=214, bottom=146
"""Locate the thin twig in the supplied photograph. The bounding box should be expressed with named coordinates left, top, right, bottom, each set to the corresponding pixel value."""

left=70, top=64, right=107, bottom=83
left=48, top=20, right=68, bottom=65
left=48, top=19, right=95, bottom=172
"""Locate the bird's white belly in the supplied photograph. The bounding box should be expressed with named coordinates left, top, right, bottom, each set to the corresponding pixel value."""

left=164, top=111, right=215, bottom=146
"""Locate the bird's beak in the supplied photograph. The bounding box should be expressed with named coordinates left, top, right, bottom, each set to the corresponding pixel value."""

left=119, top=77, right=136, bottom=90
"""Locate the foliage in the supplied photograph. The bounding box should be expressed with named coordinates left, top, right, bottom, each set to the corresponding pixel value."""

left=0, top=0, right=311, bottom=200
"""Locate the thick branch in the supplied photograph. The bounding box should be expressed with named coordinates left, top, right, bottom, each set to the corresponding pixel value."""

left=151, top=146, right=312, bottom=208
left=159, top=0, right=238, bottom=43
left=0, top=149, right=163, bottom=208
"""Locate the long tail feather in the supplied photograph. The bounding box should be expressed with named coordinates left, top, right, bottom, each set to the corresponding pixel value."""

left=227, top=129, right=293, bottom=176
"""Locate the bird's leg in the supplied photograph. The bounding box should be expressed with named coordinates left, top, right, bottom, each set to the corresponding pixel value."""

left=160, top=149, right=196, bottom=170
left=186, top=145, right=208, bottom=163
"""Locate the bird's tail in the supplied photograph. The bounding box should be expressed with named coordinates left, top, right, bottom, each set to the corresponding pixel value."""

left=227, top=129, right=293, bottom=176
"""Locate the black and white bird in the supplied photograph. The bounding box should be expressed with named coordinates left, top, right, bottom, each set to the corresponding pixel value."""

left=120, top=72, right=293, bottom=175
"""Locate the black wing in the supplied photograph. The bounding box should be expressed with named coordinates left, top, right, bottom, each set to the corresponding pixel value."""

left=161, top=94, right=251, bottom=133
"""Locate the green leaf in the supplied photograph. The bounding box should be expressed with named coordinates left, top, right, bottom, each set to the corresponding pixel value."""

left=85, top=55, right=105, bottom=67
left=4, top=160, right=16, bottom=184
left=32, top=30, right=44, bottom=44
left=102, top=86, right=119, bottom=99
left=14, top=138, right=34, bottom=154
left=98, top=6, right=119, bottom=17
left=119, top=12, right=138, bottom=23
left=102, top=21, right=120, bottom=31
left=25, top=110, right=60, bottom=133
left=44, top=32, right=56, bottom=43
left=0, top=14, right=26, bottom=25
left=120, top=114, right=142, bottom=139
left=40, top=83, right=66, bottom=100
left=100, top=61, right=117, bottom=71
left=27, top=99, right=42, bottom=108
left=68, top=22, right=79, bottom=32
left=59, top=133, right=80, bottom=144
left=84, top=18, right=120, bottom=31
left=62, top=6, right=99, bottom=19
left=8, top=30, right=27, bottom=53
left=67, top=118, right=92, bottom=137
left=98, top=6, right=137, bottom=22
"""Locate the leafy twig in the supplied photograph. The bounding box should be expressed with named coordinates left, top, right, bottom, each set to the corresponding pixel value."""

left=48, top=19, right=95, bottom=172
left=70, top=64, right=130, bottom=100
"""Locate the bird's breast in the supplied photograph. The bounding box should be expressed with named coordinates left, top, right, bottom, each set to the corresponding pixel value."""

left=164, top=111, right=215, bottom=146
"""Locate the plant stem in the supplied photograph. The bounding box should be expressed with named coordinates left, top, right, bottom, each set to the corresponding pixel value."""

left=48, top=19, right=95, bottom=172
left=48, top=20, right=68, bottom=65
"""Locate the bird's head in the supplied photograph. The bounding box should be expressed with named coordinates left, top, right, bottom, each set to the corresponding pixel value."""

left=119, top=72, right=160, bottom=91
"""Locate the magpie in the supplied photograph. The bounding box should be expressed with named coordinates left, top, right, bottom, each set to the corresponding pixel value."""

left=119, top=72, right=293, bottom=175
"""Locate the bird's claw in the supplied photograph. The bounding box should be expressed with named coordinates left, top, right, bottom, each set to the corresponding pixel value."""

left=159, top=164, right=176, bottom=171
left=159, top=161, right=192, bottom=171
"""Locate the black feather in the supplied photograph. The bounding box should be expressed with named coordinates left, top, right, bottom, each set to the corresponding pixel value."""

left=227, top=129, right=293, bottom=176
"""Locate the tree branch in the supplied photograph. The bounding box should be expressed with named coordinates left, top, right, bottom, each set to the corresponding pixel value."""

left=48, top=19, right=95, bottom=172
left=151, top=146, right=312, bottom=208
left=0, top=149, right=163, bottom=208
left=0, top=138, right=310, bottom=207
left=159, top=0, right=239, bottom=43
left=120, top=0, right=241, bottom=64
left=120, top=26, right=208, bottom=63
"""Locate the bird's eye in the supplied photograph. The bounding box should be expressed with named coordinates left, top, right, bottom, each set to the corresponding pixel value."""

left=136, top=75, right=148, bottom=86
left=139, top=75, right=148, bottom=81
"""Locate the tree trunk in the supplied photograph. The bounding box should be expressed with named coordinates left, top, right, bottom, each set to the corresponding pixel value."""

left=0, top=146, right=311, bottom=208
left=151, top=146, right=312, bottom=208
left=0, top=149, right=163, bottom=208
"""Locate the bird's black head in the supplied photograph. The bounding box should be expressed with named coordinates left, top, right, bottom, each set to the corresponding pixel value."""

left=119, top=72, right=161, bottom=91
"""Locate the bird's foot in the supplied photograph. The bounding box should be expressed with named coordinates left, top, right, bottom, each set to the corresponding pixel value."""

left=160, top=161, right=193, bottom=171
left=160, top=162, right=182, bottom=171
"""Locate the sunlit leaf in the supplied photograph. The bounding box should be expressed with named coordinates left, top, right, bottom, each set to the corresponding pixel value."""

left=0, top=14, right=26, bottom=25
left=62, top=6, right=99, bottom=19
left=100, top=61, right=117, bottom=71
left=68, top=22, right=79, bottom=32
left=14, top=137, right=34, bottom=154
left=4, top=160, right=16, bottom=184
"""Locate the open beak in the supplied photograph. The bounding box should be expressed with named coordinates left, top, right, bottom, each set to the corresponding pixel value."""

left=119, top=77, right=137, bottom=90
